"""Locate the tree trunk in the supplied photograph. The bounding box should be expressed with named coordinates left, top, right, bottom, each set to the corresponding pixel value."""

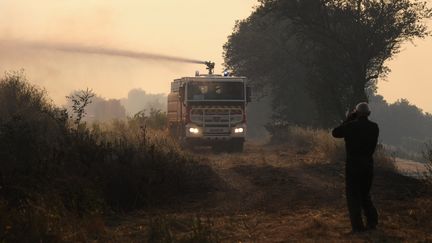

left=351, top=78, right=368, bottom=108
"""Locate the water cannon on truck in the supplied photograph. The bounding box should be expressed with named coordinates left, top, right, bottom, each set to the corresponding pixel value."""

left=204, top=61, right=215, bottom=75
left=167, top=61, right=251, bottom=152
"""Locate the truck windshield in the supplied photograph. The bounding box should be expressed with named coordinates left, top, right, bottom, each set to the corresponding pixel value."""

left=187, top=81, right=244, bottom=101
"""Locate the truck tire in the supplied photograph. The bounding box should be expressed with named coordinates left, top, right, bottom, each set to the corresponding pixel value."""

left=180, top=138, right=194, bottom=150
left=168, top=124, right=177, bottom=138
left=232, top=139, right=244, bottom=153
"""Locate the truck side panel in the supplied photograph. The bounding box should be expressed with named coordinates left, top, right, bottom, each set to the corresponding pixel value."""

left=167, top=92, right=186, bottom=138
left=167, top=92, right=180, bottom=124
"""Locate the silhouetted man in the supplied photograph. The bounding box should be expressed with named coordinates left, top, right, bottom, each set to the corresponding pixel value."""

left=332, top=102, right=379, bottom=233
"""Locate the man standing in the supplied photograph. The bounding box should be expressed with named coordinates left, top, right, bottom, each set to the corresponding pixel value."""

left=332, top=102, right=379, bottom=233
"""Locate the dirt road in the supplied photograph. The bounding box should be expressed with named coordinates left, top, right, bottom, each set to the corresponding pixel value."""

left=395, top=158, right=428, bottom=178
left=106, top=144, right=432, bottom=242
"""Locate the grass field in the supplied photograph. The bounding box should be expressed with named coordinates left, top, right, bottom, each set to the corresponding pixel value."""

left=101, top=143, right=432, bottom=242
left=1, top=73, right=431, bottom=242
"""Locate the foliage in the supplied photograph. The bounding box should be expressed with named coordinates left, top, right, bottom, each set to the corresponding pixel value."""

left=67, top=90, right=128, bottom=123
left=267, top=124, right=345, bottom=161
left=86, top=96, right=127, bottom=122
left=424, top=143, right=432, bottom=184
left=224, top=7, right=319, bottom=126
left=0, top=72, right=219, bottom=241
left=66, top=88, right=95, bottom=126
left=267, top=124, right=396, bottom=171
left=370, top=95, right=432, bottom=161
left=121, top=88, right=167, bottom=116
left=66, top=89, right=168, bottom=124
left=146, top=215, right=219, bottom=243
left=224, top=0, right=432, bottom=127
left=266, top=94, right=432, bottom=162
left=131, top=108, right=168, bottom=131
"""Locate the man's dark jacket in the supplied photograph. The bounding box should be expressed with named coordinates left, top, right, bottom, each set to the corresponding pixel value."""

left=332, top=117, right=379, bottom=164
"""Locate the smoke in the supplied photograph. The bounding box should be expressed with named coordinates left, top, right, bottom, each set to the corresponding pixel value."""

left=0, top=39, right=206, bottom=64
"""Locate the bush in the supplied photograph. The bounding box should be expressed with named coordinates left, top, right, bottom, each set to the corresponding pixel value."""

left=84, top=121, right=219, bottom=209
left=267, top=124, right=396, bottom=172
left=267, top=124, right=345, bottom=162
left=0, top=71, right=220, bottom=241
left=146, top=215, right=220, bottom=243
left=424, top=143, right=432, bottom=184
left=130, top=108, right=168, bottom=130
left=373, top=144, right=397, bottom=172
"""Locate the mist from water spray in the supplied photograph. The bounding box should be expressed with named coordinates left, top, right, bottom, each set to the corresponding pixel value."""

left=0, top=39, right=206, bottom=65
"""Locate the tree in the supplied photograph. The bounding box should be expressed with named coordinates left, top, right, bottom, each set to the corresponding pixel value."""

left=224, top=6, right=319, bottom=126
left=66, top=88, right=95, bottom=126
left=87, top=96, right=127, bottom=122
left=224, top=0, right=432, bottom=127
left=120, top=88, right=166, bottom=116
left=67, top=90, right=127, bottom=123
left=370, top=95, right=432, bottom=145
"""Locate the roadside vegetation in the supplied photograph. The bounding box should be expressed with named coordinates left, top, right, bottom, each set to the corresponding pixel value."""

left=425, top=143, right=432, bottom=184
left=225, top=0, right=432, bottom=162
left=1, top=71, right=431, bottom=242
left=266, top=124, right=396, bottom=171
left=107, top=124, right=432, bottom=242
left=225, top=0, right=432, bottom=128
left=0, top=71, right=220, bottom=242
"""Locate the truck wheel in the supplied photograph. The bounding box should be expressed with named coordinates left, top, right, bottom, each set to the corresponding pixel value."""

left=231, top=139, right=244, bottom=153
left=180, top=139, right=194, bottom=150
left=235, top=141, right=244, bottom=153
left=168, top=124, right=177, bottom=138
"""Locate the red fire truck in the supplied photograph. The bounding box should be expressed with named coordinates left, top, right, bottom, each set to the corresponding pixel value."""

left=167, top=62, right=250, bottom=152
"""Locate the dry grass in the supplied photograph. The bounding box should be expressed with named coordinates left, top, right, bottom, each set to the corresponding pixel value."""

left=105, top=141, right=432, bottom=242
left=269, top=125, right=397, bottom=172
left=0, top=72, right=221, bottom=242
left=423, top=143, right=432, bottom=184
left=268, top=125, right=345, bottom=162
left=102, top=126, right=429, bottom=242
left=2, top=73, right=430, bottom=242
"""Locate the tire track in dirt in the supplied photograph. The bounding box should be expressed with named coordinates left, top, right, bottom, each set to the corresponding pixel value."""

left=203, top=144, right=344, bottom=212
left=105, top=144, right=432, bottom=242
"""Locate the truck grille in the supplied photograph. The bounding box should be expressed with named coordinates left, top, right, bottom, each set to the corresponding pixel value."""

left=190, top=106, right=243, bottom=127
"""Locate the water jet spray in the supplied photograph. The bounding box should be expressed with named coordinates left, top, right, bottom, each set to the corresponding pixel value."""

left=0, top=39, right=211, bottom=66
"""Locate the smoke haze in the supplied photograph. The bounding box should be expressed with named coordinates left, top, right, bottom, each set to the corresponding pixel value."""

left=0, top=39, right=205, bottom=65
left=0, top=0, right=256, bottom=105
left=0, top=1, right=431, bottom=112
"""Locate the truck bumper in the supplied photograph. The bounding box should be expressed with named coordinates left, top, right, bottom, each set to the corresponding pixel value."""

left=185, top=123, right=247, bottom=139
left=185, top=137, right=244, bottom=146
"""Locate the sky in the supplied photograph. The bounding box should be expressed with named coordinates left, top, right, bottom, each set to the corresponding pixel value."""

left=0, top=0, right=431, bottom=112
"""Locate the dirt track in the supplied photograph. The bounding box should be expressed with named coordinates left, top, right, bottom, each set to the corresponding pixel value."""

left=107, top=144, right=432, bottom=242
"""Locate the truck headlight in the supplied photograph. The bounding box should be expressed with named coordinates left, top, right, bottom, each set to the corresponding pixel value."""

left=234, top=127, right=244, bottom=134
left=189, top=127, right=200, bottom=134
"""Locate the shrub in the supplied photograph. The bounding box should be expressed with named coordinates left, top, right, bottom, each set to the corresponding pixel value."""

left=267, top=124, right=396, bottom=172
left=373, top=144, right=397, bottom=172
left=130, top=108, right=168, bottom=130
left=424, top=143, right=432, bottom=184
left=267, top=124, right=345, bottom=162
left=146, top=215, right=220, bottom=243
left=0, top=71, right=220, bottom=241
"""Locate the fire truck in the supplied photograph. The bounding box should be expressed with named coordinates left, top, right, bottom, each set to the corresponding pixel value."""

left=167, top=62, right=251, bottom=152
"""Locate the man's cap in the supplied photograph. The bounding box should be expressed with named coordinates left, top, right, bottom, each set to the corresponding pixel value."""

left=355, top=102, right=371, bottom=116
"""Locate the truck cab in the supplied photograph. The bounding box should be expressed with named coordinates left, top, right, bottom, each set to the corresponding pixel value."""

left=167, top=72, right=250, bottom=152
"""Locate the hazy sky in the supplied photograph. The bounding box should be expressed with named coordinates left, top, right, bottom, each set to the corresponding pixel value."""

left=0, top=0, right=431, bottom=112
